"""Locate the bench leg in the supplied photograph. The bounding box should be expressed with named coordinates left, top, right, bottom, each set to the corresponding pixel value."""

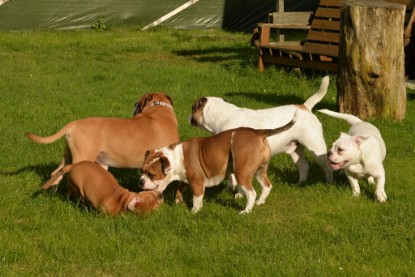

left=258, top=55, right=265, bottom=72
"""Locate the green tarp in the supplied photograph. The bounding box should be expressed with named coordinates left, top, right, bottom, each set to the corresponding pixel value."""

left=0, top=0, right=319, bottom=31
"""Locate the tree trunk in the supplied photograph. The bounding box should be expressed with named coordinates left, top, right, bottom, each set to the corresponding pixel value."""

left=337, top=0, right=406, bottom=121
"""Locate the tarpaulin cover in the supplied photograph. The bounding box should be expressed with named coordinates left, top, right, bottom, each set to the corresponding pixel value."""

left=0, top=0, right=319, bottom=31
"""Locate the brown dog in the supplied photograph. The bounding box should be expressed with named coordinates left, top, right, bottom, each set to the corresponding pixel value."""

left=139, top=111, right=298, bottom=214
left=26, top=92, right=179, bottom=185
left=43, top=161, right=164, bottom=215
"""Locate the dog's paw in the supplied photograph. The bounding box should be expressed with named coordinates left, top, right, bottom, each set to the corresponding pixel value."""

left=239, top=209, right=251, bottom=215
left=191, top=207, right=201, bottom=214
left=234, top=193, right=243, bottom=199
left=375, top=191, right=387, bottom=203
left=175, top=195, right=184, bottom=204
left=255, top=199, right=265, bottom=206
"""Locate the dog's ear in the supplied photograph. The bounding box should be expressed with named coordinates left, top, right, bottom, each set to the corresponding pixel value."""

left=353, top=135, right=370, bottom=146
left=165, top=94, right=173, bottom=106
left=160, top=156, right=171, bottom=175
left=132, top=101, right=141, bottom=116
left=127, top=196, right=142, bottom=211
left=144, top=150, right=154, bottom=161
left=192, top=97, right=207, bottom=113
left=133, top=94, right=153, bottom=115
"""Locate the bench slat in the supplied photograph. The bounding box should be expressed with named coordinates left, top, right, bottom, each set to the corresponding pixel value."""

left=306, top=30, right=340, bottom=43
left=271, top=12, right=312, bottom=25
left=303, top=42, right=339, bottom=57
left=319, top=0, right=341, bottom=7
left=315, top=8, right=341, bottom=19
left=310, top=19, right=340, bottom=31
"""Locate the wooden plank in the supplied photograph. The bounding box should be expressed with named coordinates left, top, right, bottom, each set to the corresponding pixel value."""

left=303, top=42, right=339, bottom=57
left=258, top=22, right=310, bottom=29
left=319, top=0, right=341, bottom=7
left=310, top=19, right=340, bottom=31
left=315, top=8, right=341, bottom=19
left=272, top=12, right=312, bottom=25
left=259, top=24, right=271, bottom=45
left=260, top=41, right=338, bottom=58
left=267, top=42, right=304, bottom=51
left=306, top=30, right=340, bottom=43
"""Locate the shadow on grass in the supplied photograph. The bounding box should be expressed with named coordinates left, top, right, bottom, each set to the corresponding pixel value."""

left=223, top=91, right=338, bottom=111
left=407, top=90, right=415, bottom=101
left=173, top=45, right=256, bottom=68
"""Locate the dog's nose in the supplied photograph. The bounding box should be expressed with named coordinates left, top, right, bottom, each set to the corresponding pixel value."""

left=138, top=177, right=146, bottom=188
left=327, top=151, right=333, bottom=157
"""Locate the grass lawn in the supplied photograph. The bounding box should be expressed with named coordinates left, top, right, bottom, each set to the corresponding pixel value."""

left=0, top=27, right=414, bottom=276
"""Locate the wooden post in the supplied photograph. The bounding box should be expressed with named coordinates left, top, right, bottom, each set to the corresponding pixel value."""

left=276, top=0, right=285, bottom=42
left=337, top=0, right=406, bottom=121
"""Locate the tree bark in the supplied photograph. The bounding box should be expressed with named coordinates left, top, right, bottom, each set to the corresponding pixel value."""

left=337, top=0, right=406, bottom=121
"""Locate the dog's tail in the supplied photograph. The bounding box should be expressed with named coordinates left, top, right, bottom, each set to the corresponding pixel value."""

left=25, top=123, right=71, bottom=144
left=318, top=109, right=362, bottom=125
left=303, top=76, right=330, bottom=111
left=256, top=110, right=299, bottom=137
left=42, top=164, right=73, bottom=190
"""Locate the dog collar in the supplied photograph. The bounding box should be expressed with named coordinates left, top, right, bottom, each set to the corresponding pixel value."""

left=151, top=101, right=173, bottom=110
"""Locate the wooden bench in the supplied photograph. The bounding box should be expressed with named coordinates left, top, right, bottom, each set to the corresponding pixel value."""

left=254, top=0, right=414, bottom=74
left=255, top=0, right=341, bottom=72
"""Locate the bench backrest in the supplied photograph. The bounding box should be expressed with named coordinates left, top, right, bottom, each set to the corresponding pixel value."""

left=303, top=0, right=341, bottom=57
left=270, top=12, right=313, bottom=27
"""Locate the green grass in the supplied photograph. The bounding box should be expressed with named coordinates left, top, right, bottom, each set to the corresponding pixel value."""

left=0, top=27, right=414, bottom=276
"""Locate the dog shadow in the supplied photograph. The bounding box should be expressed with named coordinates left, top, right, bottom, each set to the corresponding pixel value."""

left=174, top=182, right=245, bottom=212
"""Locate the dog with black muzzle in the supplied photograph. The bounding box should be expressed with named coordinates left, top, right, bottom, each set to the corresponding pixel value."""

left=318, top=109, right=387, bottom=202
left=26, top=92, right=179, bottom=186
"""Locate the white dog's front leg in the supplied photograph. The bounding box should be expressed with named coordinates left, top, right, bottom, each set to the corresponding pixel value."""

left=289, top=146, right=309, bottom=183
left=374, top=174, right=387, bottom=202
left=347, top=175, right=361, bottom=197
left=191, top=194, right=204, bottom=213
left=239, top=188, right=257, bottom=215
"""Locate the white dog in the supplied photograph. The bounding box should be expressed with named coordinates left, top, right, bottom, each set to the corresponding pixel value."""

left=189, top=76, right=333, bottom=184
left=318, top=109, right=387, bottom=202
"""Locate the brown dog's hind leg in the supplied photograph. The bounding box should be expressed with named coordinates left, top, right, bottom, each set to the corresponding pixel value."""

left=255, top=164, right=273, bottom=206
left=175, top=182, right=187, bottom=204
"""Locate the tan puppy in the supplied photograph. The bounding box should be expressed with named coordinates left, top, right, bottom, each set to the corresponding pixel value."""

left=139, top=111, right=298, bottom=214
left=43, top=161, right=164, bottom=215
left=26, top=92, right=179, bottom=185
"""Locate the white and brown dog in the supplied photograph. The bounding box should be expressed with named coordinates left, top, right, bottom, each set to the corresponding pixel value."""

left=43, top=161, right=164, bottom=215
left=139, top=112, right=298, bottom=214
left=318, top=109, right=387, bottom=202
left=26, top=92, right=179, bottom=185
left=189, top=76, right=333, bottom=184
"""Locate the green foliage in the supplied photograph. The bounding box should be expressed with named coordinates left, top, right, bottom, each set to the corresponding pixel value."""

left=91, top=17, right=107, bottom=31
left=0, top=27, right=414, bottom=276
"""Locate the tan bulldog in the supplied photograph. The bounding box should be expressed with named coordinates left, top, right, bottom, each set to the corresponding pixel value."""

left=43, top=161, right=163, bottom=215
left=26, top=92, right=179, bottom=185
